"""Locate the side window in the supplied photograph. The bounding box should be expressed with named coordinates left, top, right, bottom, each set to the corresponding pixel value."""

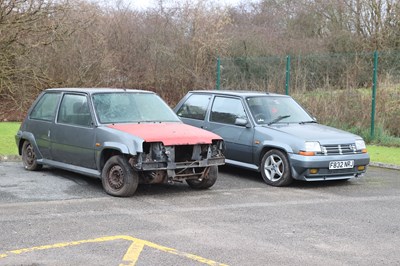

left=30, top=93, right=61, bottom=121
left=210, top=97, right=247, bottom=125
left=176, top=94, right=210, bottom=120
left=57, top=94, right=92, bottom=127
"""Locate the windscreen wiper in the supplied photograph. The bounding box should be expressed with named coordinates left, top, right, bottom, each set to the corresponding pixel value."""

left=267, top=115, right=291, bottom=126
left=299, top=120, right=318, bottom=124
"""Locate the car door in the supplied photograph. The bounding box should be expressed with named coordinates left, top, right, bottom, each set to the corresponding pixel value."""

left=50, top=93, right=97, bottom=169
left=27, top=92, right=62, bottom=159
left=205, top=96, right=255, bottom=164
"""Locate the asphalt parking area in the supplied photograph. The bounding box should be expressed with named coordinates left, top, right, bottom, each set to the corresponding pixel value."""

left=0, top=235, right=227, bottom=265
left=1, top=162, right=399, bottom=265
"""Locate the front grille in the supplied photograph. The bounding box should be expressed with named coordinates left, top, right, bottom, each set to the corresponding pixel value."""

left=175, top=145, right=194, bottom=162
left=174, top=144, right=213, bottom=162
left=318, top=144, right=359, bottom=155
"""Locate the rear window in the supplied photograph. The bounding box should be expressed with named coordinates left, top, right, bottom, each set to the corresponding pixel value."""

left=30, top=93, right=61, bottom=121
left=176, top=94, right=211, bottom=120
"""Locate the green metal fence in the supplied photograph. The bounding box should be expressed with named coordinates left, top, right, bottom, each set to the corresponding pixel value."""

left=216, top=52, right=388, bottom=92
left=216, top=51, right=400, bottom=139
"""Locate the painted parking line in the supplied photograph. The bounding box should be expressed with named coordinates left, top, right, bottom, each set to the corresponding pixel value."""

left=0, top=235, right=228, bottom=266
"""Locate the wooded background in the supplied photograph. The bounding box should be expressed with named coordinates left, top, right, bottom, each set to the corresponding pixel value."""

left=1, top=0, right=399, bottom=138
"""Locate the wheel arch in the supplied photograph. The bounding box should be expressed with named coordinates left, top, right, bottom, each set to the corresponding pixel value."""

left=258, top=143, right=292, bottom=169
left=17, top=132, right=42, bottom=159
left=98, top=148, right=125, bottom=172
left=97, top=141, right=137, bottom=171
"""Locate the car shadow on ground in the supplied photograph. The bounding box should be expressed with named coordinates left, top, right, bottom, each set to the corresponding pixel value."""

left=219, top=164, right=356, bottom=189
left=45, top=166, right=203, bottom=197
left=42, top=165, right=356, bottom=198
left=292, top=179, right=357, bottom=189
left=219, top=165, right=262, bottom=183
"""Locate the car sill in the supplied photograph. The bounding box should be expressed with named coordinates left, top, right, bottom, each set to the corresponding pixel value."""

left=39, top=159, right=101, bottom=178
left=225, top=159, right=259, bottom=171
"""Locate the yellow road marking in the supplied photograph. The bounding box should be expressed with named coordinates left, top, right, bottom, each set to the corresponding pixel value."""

left=140, top=239, right=228, bottom=266
left=120, top=239, right=145, bottom=266
left=0, top=235, right=228, bottom=266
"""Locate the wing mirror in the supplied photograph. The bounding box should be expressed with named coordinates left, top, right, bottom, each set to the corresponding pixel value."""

left=235, top=118, right=250, bottom=127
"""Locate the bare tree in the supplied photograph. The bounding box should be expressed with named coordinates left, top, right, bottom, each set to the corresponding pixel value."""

left=0, top=0, right=81, bottom=114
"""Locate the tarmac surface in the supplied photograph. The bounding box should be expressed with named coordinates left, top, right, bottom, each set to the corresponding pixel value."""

left=0, top=161, right=399, bottom=265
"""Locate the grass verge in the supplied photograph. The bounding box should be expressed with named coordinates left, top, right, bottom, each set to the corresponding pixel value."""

left=0, top=122, right=20, bottom=156
left=0, top=122, right=399, bottom=166
left=367, top=145, right=400, bottom=166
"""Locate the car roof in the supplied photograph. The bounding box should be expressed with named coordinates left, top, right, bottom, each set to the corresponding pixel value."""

left=188, top=90, right=290, bottom=98
left=45, top=88, right=154, bottom=95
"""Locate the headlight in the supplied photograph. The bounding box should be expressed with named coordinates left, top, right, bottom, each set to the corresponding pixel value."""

left=304, top=141, right=322, bottom=152
left=355, top=139, right=366, bottom=150
left=299, top=141, right=321, bottom=156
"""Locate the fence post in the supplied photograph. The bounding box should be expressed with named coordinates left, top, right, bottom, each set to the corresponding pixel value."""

left=285, top=55, right=291, bottom=95
left=370, top=51, right=378, bottom=139
left=216, top=57, right=221, bottom=90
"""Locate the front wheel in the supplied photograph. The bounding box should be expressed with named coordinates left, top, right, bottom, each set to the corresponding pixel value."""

left=260, top=149, right=293, bottom=186
left=102, top=155, right=139, bottom=197
left=186, top=166, right=218, bottom=189
left=21, top=141, right=42, bottom=171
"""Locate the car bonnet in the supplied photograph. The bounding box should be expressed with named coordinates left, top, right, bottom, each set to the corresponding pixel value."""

left=107, top=123, right=222, bottom=145
left=262, top=123, right=360, bottom=143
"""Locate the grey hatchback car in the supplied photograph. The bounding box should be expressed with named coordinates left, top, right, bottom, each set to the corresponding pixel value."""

left=15, top=88, right=225, bottom=196
left=174, top=90, right=370, bottom=186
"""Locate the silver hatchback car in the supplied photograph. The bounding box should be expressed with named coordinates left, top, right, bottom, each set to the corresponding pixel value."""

left=174, top=90, right=370, bottom=186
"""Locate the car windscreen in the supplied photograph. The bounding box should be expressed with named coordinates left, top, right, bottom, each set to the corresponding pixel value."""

left=92, top=92, right=181, bottom=124
left=246, top=96, right=314, bottom=125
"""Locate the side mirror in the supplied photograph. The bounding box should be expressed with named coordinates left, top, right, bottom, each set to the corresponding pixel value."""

left=235, top=118, right=249, bottom=127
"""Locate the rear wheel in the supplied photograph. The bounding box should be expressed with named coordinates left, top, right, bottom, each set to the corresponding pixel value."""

left=21, top=141, right=42, bottom=171
left=102, top=155, right=139, bottom=197
left=186, top=166, right=218, bottom=189
left=260, top=149, right=293, bottom=186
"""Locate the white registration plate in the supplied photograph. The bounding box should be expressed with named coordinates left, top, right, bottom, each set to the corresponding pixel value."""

left=329, top=160, right=354, bottom=170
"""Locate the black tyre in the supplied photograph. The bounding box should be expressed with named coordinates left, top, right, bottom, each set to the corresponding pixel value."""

left=186, top=166, right=218, bottom=189
left=21, top=141, right=42, bottom=171
left=101, top=155, right=139, bottom=197
left=260, top=149, right=293, bottom=186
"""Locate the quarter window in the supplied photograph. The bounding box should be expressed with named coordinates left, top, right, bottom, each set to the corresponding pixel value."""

left=210, top=97, right=247, bottom=125
left=57, top=94, right=92, bottom=127
left=176, top=94, right=210, bottom=120
left=30, top=93, right=61, bottom=121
